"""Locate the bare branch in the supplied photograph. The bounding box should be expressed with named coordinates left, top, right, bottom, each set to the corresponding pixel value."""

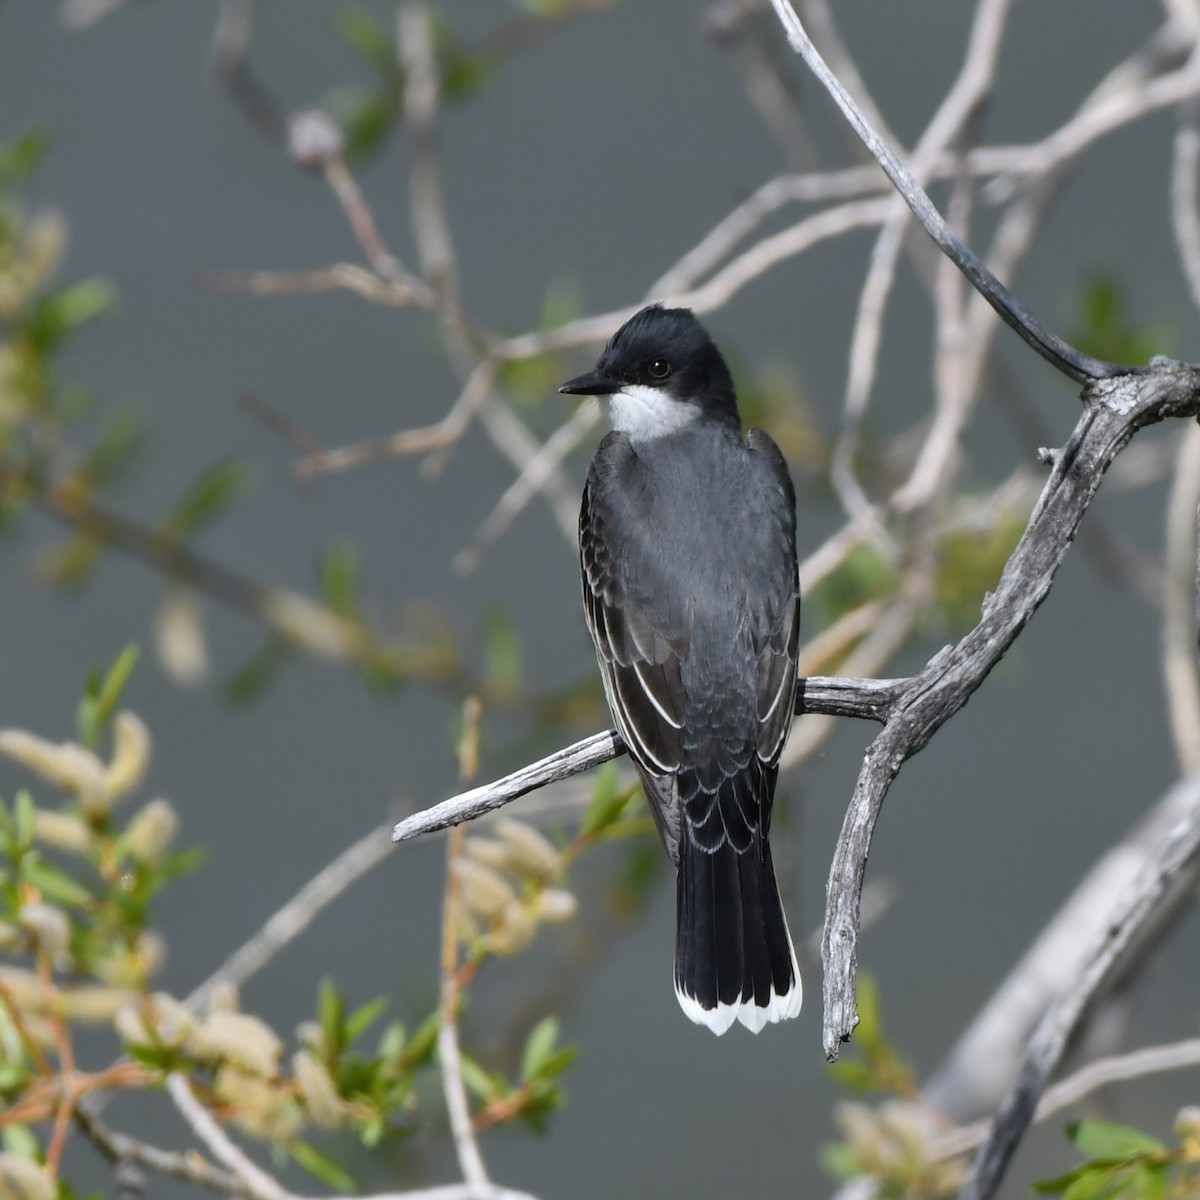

left=958, top=763, right=1200, bottom=1200
left=166, top=1074, right=287, bottom=1200
left=833, top=0, right=1013, bottom=517
left=822, top=367, right=1200, bottom=1061
left=74, top=1103, right=242, bottom=1195
left=936, top=1036, right=1200, bottom=1160
left=392, top=676, right=904, bottom=845
left=399, top=3, right=459, bottom=305
left=294, top=361, right=499, bottom=480
left=766, top=0, right=1113, bottom=384
left=184, top=819, right=397, bottom=1014
left=1164, top=425, right=1200, bottom=770
left=926, top=741, right=1200, bottom=1120
left=453, top=402, right=600, bottom=574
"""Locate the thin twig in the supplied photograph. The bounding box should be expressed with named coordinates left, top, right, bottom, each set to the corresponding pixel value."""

left=832, top=0, right=1013, bottom=519
left=453, top=402, right=600, bottom=574
left=294, top=361, right=499, bottom=480
left=184, top=819, right=398, bottom=1014
left=75, top=1102, right=242, bottom=1195
left=959, top=764, right=1200, bottom=1200
left=820, top=368, right=1200, bottom=1063
left=439, top=699, right=493, bottom=1197
left=399, top=3, right=459, bottom=306
left=165, top=1074, right=287, bottom=1200
left=392, top=676, right=905, bottom=844
left=935, top=1035, right=1200, bottom=1160
left=1164, top=425, right=1200, bottom=770
left=766, top=0, right=1112, bottom=385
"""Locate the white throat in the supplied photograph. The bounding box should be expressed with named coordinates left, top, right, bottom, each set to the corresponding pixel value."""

left=607, top=383, right=699, bottom=443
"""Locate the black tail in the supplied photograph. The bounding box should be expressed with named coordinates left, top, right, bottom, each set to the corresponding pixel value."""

left=673, top=830, right=801, bottom=1035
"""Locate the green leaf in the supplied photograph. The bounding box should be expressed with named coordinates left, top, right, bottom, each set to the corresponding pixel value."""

left=580, top=762, right=630, bottom=837
left=520, top=1016, right=560, bottom=1082
left=404, top=1009, right=439, bottom=1067
left=335, top=85, right=400, bottom=163
left=1068, top=1120, right=1164, bottom=1160
left=158, top=460, right=249, bottom=541
left=457, top=1053, right=496, bottom=1102
left=819, top=1140, right=861, bottom=1182
left=335, top=4, right=398, bottom=74
left=0, top=128, right=46, bottom=182
left=482, top=606, right=523, bottom=696
left=27, top=277, right=116, bottom=351
left=344, top=995, right=387, bottom=1045
left=1062, top=1167, right=1126, bottom=1200
left=534, top=1045, right=577, bottom=1080
left=855, top=973, right=882, bottom=1043
left=78, top=645, right=140, bottom=747
left=1, top=1123, right=41, bottom=1160
left=318, top=979, right=345, bottom=1060
left=13, top=791, right=34, bottom=853
left=85, top=408, right=144, bottom=487
left=318, top=541, right=360, bottom=617
left=826, top=1060, right=876, bottom=1093
left=23, top=856, right=93, bottom=908
left=223, top=637, right=293, bottom=705
left=289, top=1140, right=356, bottom=1193
left=377, top=1019, right=405, bottom=1064
left=1069, top=276, right=1171, bottom=366
left=90, top=645, right=139, bottom=738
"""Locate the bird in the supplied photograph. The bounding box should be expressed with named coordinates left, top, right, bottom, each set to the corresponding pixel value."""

left=559, top=303, right=802, bottom=1035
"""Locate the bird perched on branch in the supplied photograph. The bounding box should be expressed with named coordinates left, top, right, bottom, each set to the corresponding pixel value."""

left=560, top=304, right=802, bottom=1034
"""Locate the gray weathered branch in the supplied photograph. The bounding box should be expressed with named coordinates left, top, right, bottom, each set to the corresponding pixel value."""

left=392, top=676, right=903, bottom=844
left=958, top=763, right=1200, bottom=1200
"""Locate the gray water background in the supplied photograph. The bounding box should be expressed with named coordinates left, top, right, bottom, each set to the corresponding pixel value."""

left=1, top=1, right=1197, bottom=1195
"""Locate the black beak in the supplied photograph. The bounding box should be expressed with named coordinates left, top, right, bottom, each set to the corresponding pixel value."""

left=558, top=369, right=618, bottom=396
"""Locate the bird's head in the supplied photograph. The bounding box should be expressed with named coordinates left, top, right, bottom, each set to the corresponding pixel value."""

left=559, top=304, right=739, bottom=441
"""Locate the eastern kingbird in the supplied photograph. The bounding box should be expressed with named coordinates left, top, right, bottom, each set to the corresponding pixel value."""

left=560, top=304, right=802, bottom=1035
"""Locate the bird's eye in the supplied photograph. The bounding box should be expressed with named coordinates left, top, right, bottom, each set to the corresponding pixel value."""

left=649, top=359, right=670, bottom=379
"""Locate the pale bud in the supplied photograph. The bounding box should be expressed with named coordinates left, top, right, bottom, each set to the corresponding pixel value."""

left=19, top=903, right=69, bottom=966
left=454, top=858, right=517, bottom=918
left=463, top=837, right=515, bottom=871
left=295, top=1021, right=324, bottom=1055
left=0, top=968, right=49, bottom=1013
left=214, top=1066, right=302, bottom=1141
left=0, top=1152, right=56, bottom=1200
left=0, top=923, right=23, bottom=952
left=59, top=985, right=130, bottom=1023
left=534, top=887, right=578, bottom=924
left=1176, top=1106, right=1200, bottom=1141
left=293, top=1049, right=342, bottom=1129
left=22, top=211, right=67, bottom=295
left=188, top=1011, right=283, bottom=1077
left=148, top=992, right=197, bottom=1045
left=208, top=981, right=239, bottom=1014
left=0, top=730, right=107, bottom=813
left=495, top=819, right=561, bottom=878
left=105, top=711, right=152, bottom=801
left=834, top=1102, right=889, bottom=1172
left=155, top=588, right=210, bottom=686
left=121, top=798, right=179, bottom=864
left=32, top=810, right=91, bottom=855
left=95, top=931, right=166, bottom=987
left=115, top=994, right=196, bottom=1049
left=114, top=1004, right=152, bottom=1047
left=490, top=902, right=537, bottom=956
left=287, top=110, right=344, bottom=170
left=879, top=1099, right=934, bottom=1159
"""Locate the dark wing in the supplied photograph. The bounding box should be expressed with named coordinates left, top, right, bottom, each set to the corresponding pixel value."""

left=580, top=434, right=689, bottom=856
left=746, top=428, right=800, bottom=772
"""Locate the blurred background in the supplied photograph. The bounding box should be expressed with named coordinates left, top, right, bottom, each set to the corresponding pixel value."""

left=1, top=0, right=1197, bottom=1196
